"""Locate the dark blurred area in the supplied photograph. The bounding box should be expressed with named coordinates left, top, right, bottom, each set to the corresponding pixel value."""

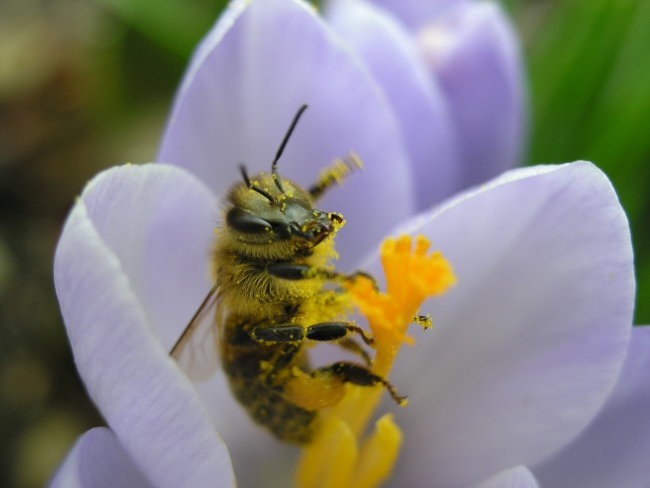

left=0, top=1, right=223, bottom=486
left=0, top=0, right=648, bottom=486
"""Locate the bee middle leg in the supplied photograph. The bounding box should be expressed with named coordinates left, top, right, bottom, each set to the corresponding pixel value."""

left=250, top=322, right=373, bottom=346
left=250, top=323, right=372, bottom=366
left=336, top=338, right=371, bottom=366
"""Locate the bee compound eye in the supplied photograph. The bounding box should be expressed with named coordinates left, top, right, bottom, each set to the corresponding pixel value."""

left=269, top=221, right=292, bottom=239
left=226, top=207, right=272, bottom=234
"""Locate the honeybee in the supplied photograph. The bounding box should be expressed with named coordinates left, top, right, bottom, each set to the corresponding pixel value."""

left=171, top=105, right=403, bottom=443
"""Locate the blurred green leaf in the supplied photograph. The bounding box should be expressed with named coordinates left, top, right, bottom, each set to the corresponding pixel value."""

left=524, top=0, right=650, bottom=323
left=95, top=0, right=228, bottom=58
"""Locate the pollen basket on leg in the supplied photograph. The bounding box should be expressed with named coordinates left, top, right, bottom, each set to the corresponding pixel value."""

left=296, top=234, right=455, bottom=488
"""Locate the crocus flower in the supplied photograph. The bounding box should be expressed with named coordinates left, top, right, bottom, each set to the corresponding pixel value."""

left=50, top=0, right=644, bottom=487
left=157, top=0, right=526, bottom=266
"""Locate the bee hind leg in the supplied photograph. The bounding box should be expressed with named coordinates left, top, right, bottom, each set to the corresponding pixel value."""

left=282, top=360, right=404, bottom=411
left=320, top=361, right=407, bottom=406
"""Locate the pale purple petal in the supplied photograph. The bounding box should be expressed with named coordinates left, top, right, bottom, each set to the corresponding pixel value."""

left=158, top=0, right=415, bottom=267
left=77, top=164, right=217, bottom=348
left=54, top=164, right=235, bottom=488
left=49, top=428, right=152, bottom=488
left=326, top=0, right=461, bottom=209
left=534, top=326, right=650, bottom=488
left=373, top=0, right=468, bottom=29
left=193, top=373, right=297, bottom=488
left=470, top=466, right=539, bottom=488
left=365, top=162, right=634, bottom=486
left=417, top=1, right=526, bottom=187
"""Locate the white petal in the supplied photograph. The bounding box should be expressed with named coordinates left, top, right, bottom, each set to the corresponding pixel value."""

left=365, top=162, right=634, bottom=486
left=49, top=427, right=152, bottom=488
left=77, top=164, right=217, bottom=348
left=534, top=326, right=650, bottom=488
left=54, top=164, right=234, bottom=488
left=372, top=0, right=465, bottom=29
left=417, top=1, right=527, bottom=187
left=326, top=0, right=461, bottom=208
left=470, top=465, right=539, bottom=488
left=193, top=373, right=298, bottom=488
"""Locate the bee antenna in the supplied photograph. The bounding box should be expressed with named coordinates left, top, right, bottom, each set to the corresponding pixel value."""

left=239, top=164, right=252, bottom=187
left=271, top=104, right=308, bottom=192
left=239, top=164, right=276, bottom=204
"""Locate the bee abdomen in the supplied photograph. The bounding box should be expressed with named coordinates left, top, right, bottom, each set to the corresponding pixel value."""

left=228, top=373, right=316, bottom=443
left=220, top=322, right=317, bottom=444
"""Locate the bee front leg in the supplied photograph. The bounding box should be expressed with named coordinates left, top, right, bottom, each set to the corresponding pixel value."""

left=267, top=263, right=377, bottom=289
left=308, top=153, right=362, bottom=201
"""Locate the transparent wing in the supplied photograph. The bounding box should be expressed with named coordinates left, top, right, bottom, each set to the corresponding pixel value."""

left=170, top=284, right=222, bottom=381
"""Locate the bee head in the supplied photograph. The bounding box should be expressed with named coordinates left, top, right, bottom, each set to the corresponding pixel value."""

left=224, top=105, right=345, bottom=253
left=225, top=171, right=343, bottom=250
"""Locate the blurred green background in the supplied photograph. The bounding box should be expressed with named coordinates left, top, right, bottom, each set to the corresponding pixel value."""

left=0, top=0, right=647, bottom=486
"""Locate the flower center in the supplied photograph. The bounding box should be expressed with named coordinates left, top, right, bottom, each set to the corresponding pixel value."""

left=295, top=235, right=456, bottom=488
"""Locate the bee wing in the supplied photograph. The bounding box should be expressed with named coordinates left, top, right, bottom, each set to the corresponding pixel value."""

left=170, top=284, right=222, bottom=381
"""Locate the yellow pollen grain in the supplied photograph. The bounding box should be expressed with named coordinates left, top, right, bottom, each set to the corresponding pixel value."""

left=295, top=235, right=455, bottom=488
